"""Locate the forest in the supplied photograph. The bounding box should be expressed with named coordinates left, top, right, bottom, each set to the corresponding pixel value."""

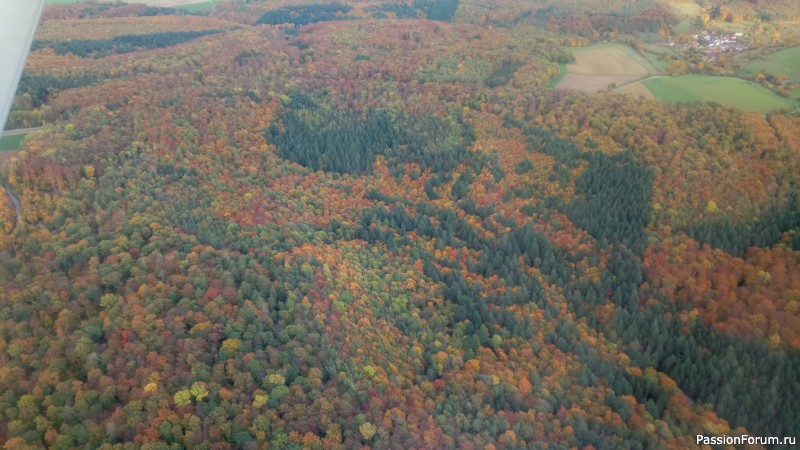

left=33, top=30, right=225, bottom=58
left=1, top=0, right=800, bottom=449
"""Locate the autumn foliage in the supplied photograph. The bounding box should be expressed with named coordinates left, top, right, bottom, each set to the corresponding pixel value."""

left=0, top=1, right=798, bottom=448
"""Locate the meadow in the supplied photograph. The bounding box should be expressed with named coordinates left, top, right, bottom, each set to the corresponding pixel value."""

left=742, top=45, right=800, bottom=82
left=642, top=75, right=797, bottom=112
left=613, top=81, right=654, bottom=98
left=0, top=133, right=26, bottom=171
left=0, top=133, right=25, bottom=151
left=640, top=44, right=678, bottom=72
left=670, top=0, right=701, bottom=17
left=557, top=43, right=655, bottom=93
left=173, top=1, right=214, bottom=13
left=548, top=63, right=567, bottom=88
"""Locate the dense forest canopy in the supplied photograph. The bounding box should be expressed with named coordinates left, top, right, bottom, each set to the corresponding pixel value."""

left=1, top=0, right=800, bottom=449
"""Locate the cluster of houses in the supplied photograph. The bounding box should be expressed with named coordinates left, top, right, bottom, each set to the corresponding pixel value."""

left=666, top=31, right=749, bottom=61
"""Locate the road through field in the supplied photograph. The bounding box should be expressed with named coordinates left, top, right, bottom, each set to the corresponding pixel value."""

left=1, top=127, right=42, bottom=137
left=556, top=44, right=654, bottom=94
left=613, top=82, right=655, bottom=99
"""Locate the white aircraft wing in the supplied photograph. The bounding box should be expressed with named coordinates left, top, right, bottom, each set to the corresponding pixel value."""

left=0, top=0, right=46, bottom=133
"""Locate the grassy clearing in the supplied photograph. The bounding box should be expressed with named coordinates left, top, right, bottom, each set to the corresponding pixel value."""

left=670, top=1, right=701, bottom=17
left=742, top=45, right=800, bottom=79
left=0, top=134, right=26, bottom=151
left=665, top=2, right=697, bottom=33
left=174, top=1, right=214, bottom=12
left=613, top=82, right=654, bottom=99
left=674, top=20, right=692, bottom=33
left=713, top=20, right=772, bottom=35
left=741, top=45, right=800, bottom=99
left=641, top=44, right=678, bottom=72
left=0, top=136, right=24, bottom=172
left=643, top=75, right=797, bottom=113
left=548, top=64, right=567, bottom=88
left=559, top=74, right=642, bottom=93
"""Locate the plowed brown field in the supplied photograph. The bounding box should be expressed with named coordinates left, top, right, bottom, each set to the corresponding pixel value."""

left=557, top=45, right=651, bottom=94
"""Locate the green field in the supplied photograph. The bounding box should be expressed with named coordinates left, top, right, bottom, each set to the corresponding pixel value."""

left=743, top=45, right=800, bottom=79
left=548, top=63, right=567, bottom=88
left=668, top=1, right=700, bottom=33
left=670, top=1, right=701, bottom=16
left=0, top=133, right=26, bottom=151
left=174, top=2, right=215, bottom=12
left=714, top=20, right=772, bottom=35
left=641, top=44, right=678, bottom=72
left=741, top=45, right=800, bottom=98
left=642, top=75, right=797, bottom=113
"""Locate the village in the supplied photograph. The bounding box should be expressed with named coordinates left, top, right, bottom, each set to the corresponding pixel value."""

left=667, top=30, right=749, bottom=62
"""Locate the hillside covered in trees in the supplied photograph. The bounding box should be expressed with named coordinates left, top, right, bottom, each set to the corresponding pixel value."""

left=1, top=0, right=799, bottom=449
